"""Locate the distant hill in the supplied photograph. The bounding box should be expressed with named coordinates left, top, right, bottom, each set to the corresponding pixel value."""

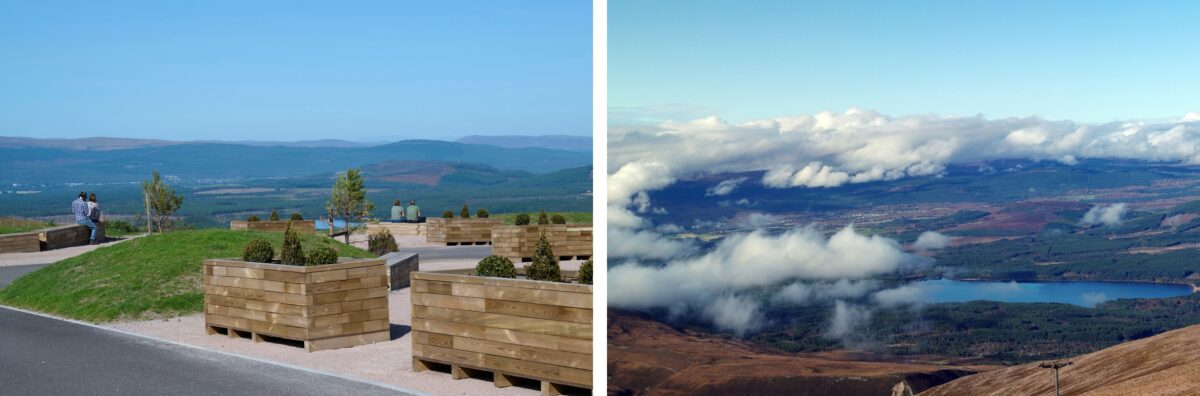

left=0, top=139, right=591, bottom=184
left=922, top=323, right=1200, bottom=395
left=0, top=136, right=375, bottom=150
left=455, top=134, right=591, bottom=151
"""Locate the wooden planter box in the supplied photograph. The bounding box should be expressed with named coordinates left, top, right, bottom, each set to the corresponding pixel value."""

left=40, top=224, right=105, bottom=250
left=426, top=218, right=503, bottom=245
left=229, top=220, right=316, bottom=234
left=410, top=271, right=592, bottom=394
left=491, top=224, right=593, bottom=262
left=0, top=232, right=40, bottom=253
left=366, top=222, right=426, bottom=237
left=203, top=257, right=390, bottom=352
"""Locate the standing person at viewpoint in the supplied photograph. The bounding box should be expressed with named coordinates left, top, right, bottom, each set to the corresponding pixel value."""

left=72, top=192, right=98, bottom=244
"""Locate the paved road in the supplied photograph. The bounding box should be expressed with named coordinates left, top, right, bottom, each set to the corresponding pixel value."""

left=0, top=264, right=413, bottom=396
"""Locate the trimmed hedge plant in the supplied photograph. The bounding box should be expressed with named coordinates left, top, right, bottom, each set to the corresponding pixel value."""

left=242, top=239, right=274, bottom=263
left=577, top=258, right=593, bottom=285
left=475, top=255, right=517, bottom=278
left=368, top=228, right=399, bottom=256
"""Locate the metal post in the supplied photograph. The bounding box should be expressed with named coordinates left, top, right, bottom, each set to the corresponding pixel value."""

left=1039, top=360, right=1072, bottom=396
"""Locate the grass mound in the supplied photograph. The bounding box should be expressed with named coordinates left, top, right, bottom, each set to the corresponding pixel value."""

left=0, top=229, right=373, bottom=322
left=0, top=217, right=51, bottom=235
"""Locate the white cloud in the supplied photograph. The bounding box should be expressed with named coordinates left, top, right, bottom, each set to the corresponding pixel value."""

left=773, top=279, right=880, bottom=305
left=913, top=231, right=952, bottom=250
left=872, top=283, right=934, bottom=307
left=706, top=177, right=747, bottom=196
left=827, top=300, right=872, bottom=339
left=609, top=227, right=697, bottom=260
left=608, top=225, right=928, bottom=332
left=703, top=294, right=762, bottom=336
left=745, top=212, right=780, bottom=228
left=1080, top=203, right=1127, bottom=227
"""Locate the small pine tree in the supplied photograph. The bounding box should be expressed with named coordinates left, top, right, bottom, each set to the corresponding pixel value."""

left=460, top=203, right=470, bottom=218
left=525, top=231, right=561, bottom=282
left=246, top=215, right=260, bottom=222
left=514, top=213, right=531, bottom=225
left=577, top=258, right=593, bottom=285
left=551, top=214, right=566, bottom=224
left=536, top=209, right=549, bottom=225
left=269, top=210, right=280, bottom=221
left=442, top=210, right=454, bottom=218
left=476, top=209, right=490, bottom=218
left=279, top=224, right=305, bottom=265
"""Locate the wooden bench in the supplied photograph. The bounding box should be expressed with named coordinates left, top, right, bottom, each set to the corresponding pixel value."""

left=0, top=232, right=41, bottom=253
left=39, top=224, right=105, bottom=250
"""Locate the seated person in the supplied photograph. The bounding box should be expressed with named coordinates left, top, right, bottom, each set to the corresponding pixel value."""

left=72, top=192, right=98, bottom=245
left=389, top=199, right=407, bottom=223
left=406, top=200, right=425, bottom=223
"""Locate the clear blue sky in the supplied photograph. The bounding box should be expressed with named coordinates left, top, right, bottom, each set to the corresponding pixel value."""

left=610, top=0, right=1200, bottom=124
left=0, top=1, right=591, bottom=141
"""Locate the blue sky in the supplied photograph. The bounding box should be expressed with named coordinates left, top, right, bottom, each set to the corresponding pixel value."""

left=610, top=0, right=1200, bottom=124
left=0, top=1, right=591, bottom=141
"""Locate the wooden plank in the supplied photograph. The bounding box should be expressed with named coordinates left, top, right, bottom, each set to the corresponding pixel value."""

left=414, top=306, right=591, bottom=339
left=205, top=295, right=306, bottom=316
left=484, top=299, right=591, bottom=324
left=448, top=283, right=592, bottom=309
left=207, top=305, right=309, bottom=327
left=413, top=343, right=486, bottom=367
left=483, top=354, right=590, bottom=388
left=204, top=285, right=309, bottom=306
left=412, top=292, right=486, bottom=312
left=484, top=328, right=592, bottom=355
left=450, top=335, right=592, bottom=370
left=412, top=272, right=592, bottom=293
left=307, top=269, right=348, bottom=284
left=305, top=330, right=388, bottom=352
left=413, top=280, right=454, bottom=295
left=412, top=318, right=487, bottom=339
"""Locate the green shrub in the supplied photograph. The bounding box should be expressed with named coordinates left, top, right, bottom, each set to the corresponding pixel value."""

left=551, top=214, right=566, bottom=224
left=104, top=220, right=139, bottom=234
left=368, top=228, right=399, bottom=256
left=537, top=209, right=550, bottom=225
left=477, top=209, right=490, bottom=218
left=515, top=213, right=531, bottom=225
left=475, top=255, right=516, bottom=278
left=525, top=232, right=561, bottom=282
left=442, top=210, right=455, bottom=218
left=246, top=215, right=260, bottom=222
left=577, top=258, right=593, bottom=285
left=269, top=210, right=280, bottom=221
left=305, top=246, right=339, bottom=266
left=279, top=225, right=305, bottom=265
left=242, top=239, right=274, bottom=263
left=460, top=203, right=470, bottom=218
left=290, top=213, right=304, bottom=221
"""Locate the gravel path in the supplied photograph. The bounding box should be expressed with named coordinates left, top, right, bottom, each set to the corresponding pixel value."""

left=0, top=234, right=142, bottom=267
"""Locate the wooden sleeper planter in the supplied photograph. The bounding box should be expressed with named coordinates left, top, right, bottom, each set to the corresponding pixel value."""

left=425, top=218, right=504, bottom=245
left=203, top=257, right=390, bottom=352
left=491, top=224, right=593, bottom=262
left=0, top=232, right=40, bottom=253
left=410, top=271, right=593, bottom=395
left=229, top=220, right=316, bottom=234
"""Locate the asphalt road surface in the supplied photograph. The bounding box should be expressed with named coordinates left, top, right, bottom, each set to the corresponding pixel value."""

left=0, top=265, right=413, bottom=396
left=408, top=245, right=492, bottom=261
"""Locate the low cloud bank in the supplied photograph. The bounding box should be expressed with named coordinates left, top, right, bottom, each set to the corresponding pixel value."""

left=913, top=231, right=952, bottom=250
left=1080, top=203, right=1127, bottom=227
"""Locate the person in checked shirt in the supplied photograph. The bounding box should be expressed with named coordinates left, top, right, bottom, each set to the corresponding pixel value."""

left=72, top=191, right=98, bottom=244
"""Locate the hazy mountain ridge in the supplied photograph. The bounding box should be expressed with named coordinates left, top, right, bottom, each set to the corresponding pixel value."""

left=0, top=138, right=591, bottom=184
left=455, top=134, right=591, bottom=151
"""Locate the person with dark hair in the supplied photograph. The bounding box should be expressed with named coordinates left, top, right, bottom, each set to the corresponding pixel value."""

left=406, top=199, right=424, bottom=223
left=389, top=198, right=407, bottom=223
left=87, top=193, right=101, bottom=222
left=72, top=192, right=98, bottom=244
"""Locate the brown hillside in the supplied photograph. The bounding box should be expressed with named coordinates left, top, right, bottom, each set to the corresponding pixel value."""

left=609, top=309, right=990, bottom=396
left=921, top=323, right=1200, bottom=396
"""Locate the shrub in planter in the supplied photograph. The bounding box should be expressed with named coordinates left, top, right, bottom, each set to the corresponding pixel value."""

left=476, top=209, right=489, bottom=218
left=246, top=215, right=261, bottom=222
left=442, top=210, right=454, bottom=218
left=475, top=255, right=516, bottom=278
left=525, top=231, right=561, bottom=282
left=279, top=226, right=305, bottom=265
left=537, top=209, right=550, bottom=225
left=242, top=239, right=275, bottom=263
left=269, top=210, right=280, bottom=221
left=514, top=213, right=531, bottom=225
left=306, top=246, right=339, bottom=266
left=290, top=212, right=304, bottom=221
left=577, top=258, right=593, bottom=285
left=368, top=228, right=398, bottom=256
left=460, top=203, right=470, bottom=218
left=551, top=214, right=566, bottom=224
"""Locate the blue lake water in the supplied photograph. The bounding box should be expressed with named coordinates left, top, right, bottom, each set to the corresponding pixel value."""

left=906, top=279, right=1193, bottom=307
left=313, top=220, right=361, bottom=230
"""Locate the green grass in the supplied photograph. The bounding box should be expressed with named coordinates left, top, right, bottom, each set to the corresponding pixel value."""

left=0, top=229, right=374, bottom=322
left=0, top=217, right=51, bottom=235
left=493, top=211, right=592, bottom=225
